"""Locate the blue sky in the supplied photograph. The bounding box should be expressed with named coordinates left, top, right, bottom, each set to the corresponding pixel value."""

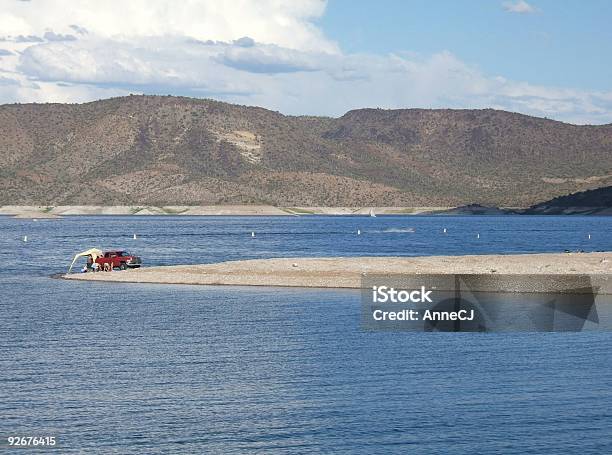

left=321, top=0, right=612, bottom=90
left=0, top=0, right=611, bottom=124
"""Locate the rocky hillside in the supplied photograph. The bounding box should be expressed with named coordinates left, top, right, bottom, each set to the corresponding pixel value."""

left=525, top=185, right=612, bottom=215
left=1, top=95, right=611, bottom=206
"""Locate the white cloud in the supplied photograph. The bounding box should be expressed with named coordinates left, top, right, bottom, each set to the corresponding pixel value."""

left=1, top=0, right=611, bottom=125
left=217, top=42, right=324, bottom=73
left=0, top=0, right=336, bottom=52
left=503, top=1, right=536, bottom=14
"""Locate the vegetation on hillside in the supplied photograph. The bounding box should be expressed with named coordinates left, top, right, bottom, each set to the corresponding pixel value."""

left=1, top=95, right=611, bottom=206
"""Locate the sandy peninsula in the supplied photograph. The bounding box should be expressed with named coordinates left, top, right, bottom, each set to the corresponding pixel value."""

left=62, top=252, right=612, bottom=293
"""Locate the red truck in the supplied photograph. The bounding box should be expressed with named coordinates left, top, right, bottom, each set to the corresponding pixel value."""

left=95, top=251, right=142, bottom=270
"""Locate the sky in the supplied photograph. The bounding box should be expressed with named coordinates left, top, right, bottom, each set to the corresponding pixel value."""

left=0, top=0, right=611, bottom=124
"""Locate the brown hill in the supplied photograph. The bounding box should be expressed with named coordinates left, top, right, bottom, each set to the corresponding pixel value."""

left=1, top=95, right=611, bottom=207
left=524, top=185, right=612, bottom=215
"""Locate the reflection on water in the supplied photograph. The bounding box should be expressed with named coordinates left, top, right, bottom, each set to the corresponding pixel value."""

left=1, top=215, right=612, bottom=453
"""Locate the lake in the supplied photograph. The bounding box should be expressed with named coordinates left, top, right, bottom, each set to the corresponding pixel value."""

left=1, top=215, right=612, bottom=453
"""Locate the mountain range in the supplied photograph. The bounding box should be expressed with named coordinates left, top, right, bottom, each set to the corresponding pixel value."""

left=1, top=95, right=611, bottom=207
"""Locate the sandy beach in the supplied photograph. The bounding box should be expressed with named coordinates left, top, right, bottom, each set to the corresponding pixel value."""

left=62, top=252, right=612, bottom=293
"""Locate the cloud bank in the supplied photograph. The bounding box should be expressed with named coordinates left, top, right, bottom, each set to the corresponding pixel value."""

left=0, top=0, right=611, bottom=124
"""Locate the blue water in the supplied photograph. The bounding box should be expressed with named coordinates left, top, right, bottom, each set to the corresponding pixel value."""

left=1, top=215, right=612, bottom=453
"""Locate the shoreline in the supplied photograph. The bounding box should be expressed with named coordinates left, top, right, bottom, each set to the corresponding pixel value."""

left=0, top=205, right=453, bottom=217
left=61, top=253, right=612, bottom=293
left=2, top=205, right=609, bottom=217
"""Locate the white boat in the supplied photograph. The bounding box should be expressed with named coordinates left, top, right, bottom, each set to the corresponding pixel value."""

left=370, top=208, right=376, bottom=217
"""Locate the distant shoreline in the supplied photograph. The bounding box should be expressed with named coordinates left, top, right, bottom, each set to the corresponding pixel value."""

left=2, top=204, right=610, bottom=217
left=61, top=253, right=612, bottom=293
left=0, top=205, right=454, bottom=217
